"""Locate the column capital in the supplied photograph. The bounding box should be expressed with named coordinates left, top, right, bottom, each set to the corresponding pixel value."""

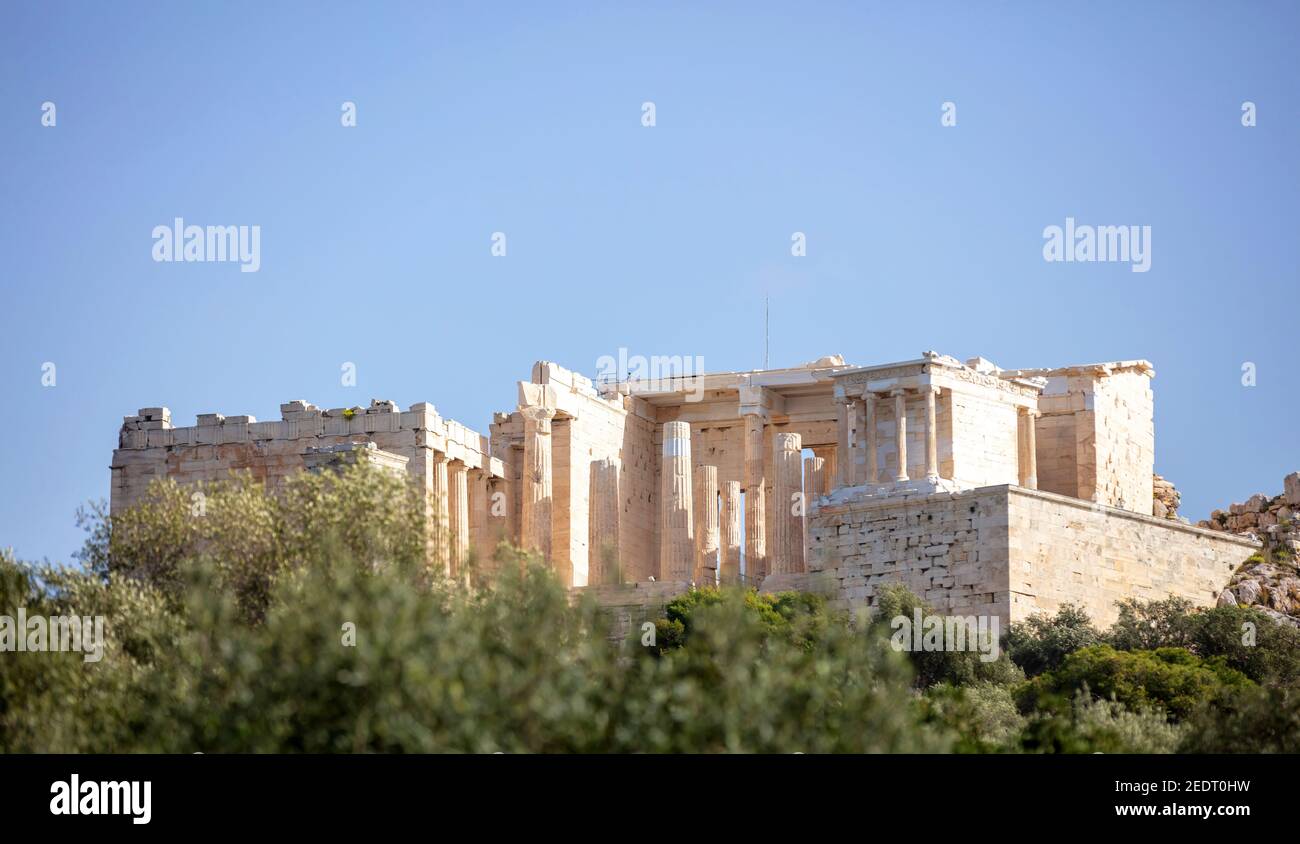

left=890, top=387, right=909, bottom=398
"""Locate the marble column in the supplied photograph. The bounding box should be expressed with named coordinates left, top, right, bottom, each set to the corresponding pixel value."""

left=720, top=480, right=743, bottom=584
left=449, top=460, right=470, bottom=583
left=804, top=455, right=826, bottom=499
left=924, top=386, right=940, bottom=482
left=431, top=452, right=451, bottom=576
left=660, top=421, right=695, bottom=581
left=589, top=457, right=621, bottom=585
left=743, top=413, right=767, bottom=581
left=469, top=467, right=491, bottom=575
left=772, top=432, right=804, bottom=574
left=836, top=398, right=856, bottom=486
left=864, top=392, right=879, bottom=485
left=693, top=464, right=720, bottom=585
left=1019, top=408, right=1040, bottom=490
left=812, top=445, right=837, bottom=491
left=521, top=407, right=554, bottom=561
left=892, top=389, right=909, bottom=482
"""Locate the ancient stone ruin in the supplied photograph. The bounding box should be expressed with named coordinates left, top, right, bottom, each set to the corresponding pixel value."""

left=111, top=351, right=1264, bottom=627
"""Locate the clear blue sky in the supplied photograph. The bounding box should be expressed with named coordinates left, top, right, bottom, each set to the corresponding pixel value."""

left=2, top=1, right=1296, bottom=564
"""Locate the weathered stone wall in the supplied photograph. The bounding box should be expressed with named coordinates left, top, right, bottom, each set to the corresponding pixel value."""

left=795, top=484, right=1258, bottom=627
left=1005, top=487, right=1255, bottom=626
left=1091, top=370, right=1155, bottom=514
left=1031, top=363, right=1154, bottom=514
left=800, top=486, right=1013, bottom=621
left=948, top=389, right=1019, bottom=489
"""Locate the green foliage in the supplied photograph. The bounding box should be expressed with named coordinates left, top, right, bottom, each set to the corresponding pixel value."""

left=80, top=464, right=429, bottom=622
left=869, top=583, right=1022, bottom=689
left=1107, top=598, right=1300, bottom=686
left=1004, top=603, right=1102, bottom=677
left=0, top=548, right=183, bottom=753
left=650, top=586, right=835, bottom=655
left=8, top=468, right=1299, bottom=754
left=922, top=682, right=1026, bottom=753
left=1019, top=691, right=1187, bottom=754
left=1179, top=684, right=1300, bottom=753
left=1107, top=596, right=1199, bottom=651
left=1, top=540, right=946, bottom=752
left=1020, top=645, right=1253, bottom=721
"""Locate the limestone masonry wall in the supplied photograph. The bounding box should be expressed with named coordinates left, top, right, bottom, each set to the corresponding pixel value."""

left=795, top=485, right=1258, bottom=626
left=1005, top=487, right=1256, bottom=626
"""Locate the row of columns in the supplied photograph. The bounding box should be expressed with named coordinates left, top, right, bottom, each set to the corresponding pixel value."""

left=429, top=453, right=488, bottom=583
left=662, top=421, right=806, bottom=584
left=837, top=386, right=943, bottom=485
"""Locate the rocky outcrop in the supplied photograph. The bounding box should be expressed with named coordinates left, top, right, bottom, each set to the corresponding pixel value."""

left=1199, top=471, right=1300, bottom=538
left=1152, top=473, right=1182, bottom=520
left=1213, top=473, right=1300, bottom=626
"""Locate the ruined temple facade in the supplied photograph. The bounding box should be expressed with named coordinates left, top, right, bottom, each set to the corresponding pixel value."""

left=110, top=351, right=1259, bottom=626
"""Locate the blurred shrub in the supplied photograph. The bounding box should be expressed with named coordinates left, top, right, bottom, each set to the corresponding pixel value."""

left=1019, top=645, right=1253, bottom=721
left=1004, top=603, right=1102, bottom=677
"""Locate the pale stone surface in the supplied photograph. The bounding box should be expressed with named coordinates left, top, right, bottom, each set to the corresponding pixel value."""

left=449, top=460, right=470, bottom=582
left=659, top=421, right=695, bottom=582
left=720, top=480, right=743, bottom=584
left=771, top=432, right=804, bottom=575
left=693, top=464, right=720, bottom=585
left=520, top=406, right=554, bottom=563
left=588, top=457, right=621, bottom=586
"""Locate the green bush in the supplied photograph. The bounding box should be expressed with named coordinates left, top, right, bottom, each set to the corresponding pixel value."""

left=1179, top=684, right=1300, bottom=753
left=1107, top=597, right=1300, bottom=686
left=1020, top=645, right=1253, bottom=721
left=922, top=682, right=1026, bottom=753
left=1004, top=603, right=1102, bottom=677
left=1018, top=691, right=1187, bottom=754
left=868, top=583, right=1022, bottom=689
left=650, top=586, right=835, bottom=655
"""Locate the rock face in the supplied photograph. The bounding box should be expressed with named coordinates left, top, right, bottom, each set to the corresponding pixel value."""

left=1199, top=471, right=1299, bottom=539
left=1212, top=473, right=1300, bottom=626
left=1152, top=473, right=1182, bottom=520
left=1219, top=554, right=1300, bottom=627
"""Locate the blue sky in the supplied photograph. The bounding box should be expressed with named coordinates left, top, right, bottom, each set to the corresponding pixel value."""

left=1, top=1, right=1296, bottom=563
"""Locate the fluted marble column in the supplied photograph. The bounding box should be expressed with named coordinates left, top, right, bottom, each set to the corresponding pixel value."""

left=1019, top=408, right=1039, bottom=490
left=589, top=457, right=621, bottom=585
left=892, top=389, right=909, bottom=482
left=772, top=432, right=805, bottom=574
left=693, top=464, right=720, bottom=585
left=924, top=386, right=940, bottom=482
left=836, top=397, right=856, bottom=486
left=864, top=392, right=879, bottom=484
left=804, top=455, right=826, bottom=499
left=659, top=421, right=695, bottom=581
left=521, top=407, right=554, bottom=561
left=431, top=452, right=451, bottom=576
left=449, top=460, right=470, bottom=583
left=743, top=413, right=767, bottom=581
left=720, top=480, right=742, bottom=584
